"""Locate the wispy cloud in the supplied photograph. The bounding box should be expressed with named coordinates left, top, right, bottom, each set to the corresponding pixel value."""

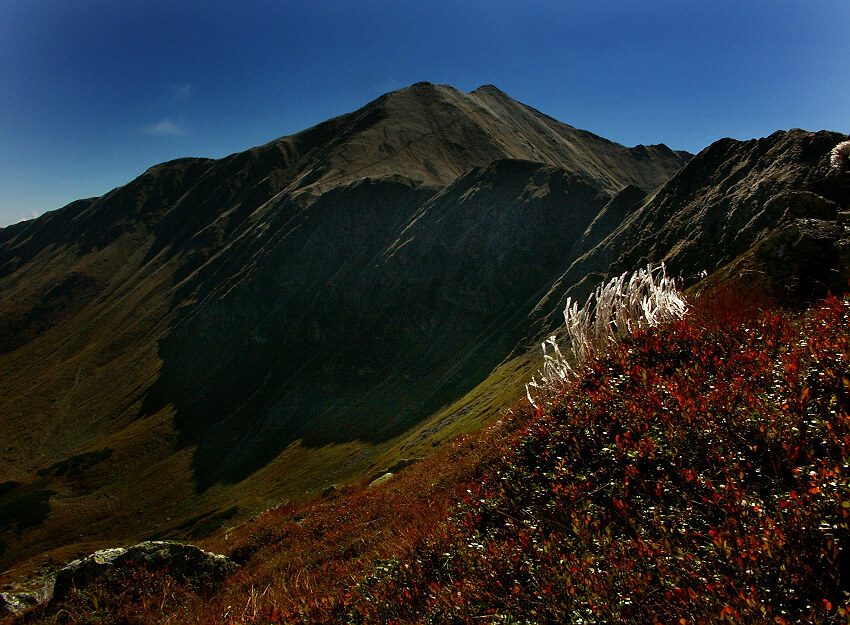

left=176, top=83, right=192, bottom=100
left=1, top=209, right=41, bottom=227
left=141, top=119, right=186, bottom=136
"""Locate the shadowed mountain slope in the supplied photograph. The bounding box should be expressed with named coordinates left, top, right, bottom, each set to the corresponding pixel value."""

left=0, top=83, right=685, bottom=466
left=146, top=160, right=614, bottom=487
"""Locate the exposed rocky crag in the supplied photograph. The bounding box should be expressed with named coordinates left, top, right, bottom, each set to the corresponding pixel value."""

left=528, top=129, right=850, bottom=335
left=0, top=592, right=38, bottom=616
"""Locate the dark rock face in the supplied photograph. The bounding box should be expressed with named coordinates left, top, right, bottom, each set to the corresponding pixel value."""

left=45, top=541, right=237, bottom=603
left=755, top=214, right=847, bottom=302
left=143, top=160, right=618, bottom=487
left=810, top=170, right=850, bottom=210
left=771, top=191, right=839, bottom=222
left=612, top=130, right=843, bottom=279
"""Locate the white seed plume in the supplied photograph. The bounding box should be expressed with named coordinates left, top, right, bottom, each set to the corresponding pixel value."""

left=527, top=263, right=687, bottom=409
left=831, top=140, right=850, bottom=171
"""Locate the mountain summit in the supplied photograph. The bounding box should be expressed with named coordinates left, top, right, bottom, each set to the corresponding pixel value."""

left=3, top=82, right=844, bottom=582
left=237, top=81, right=688, bottom=199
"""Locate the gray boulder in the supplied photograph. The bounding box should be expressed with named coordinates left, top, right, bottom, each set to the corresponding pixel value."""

left=0, top=591, right=39, bottom=615
left=368, top=457, right=425, bottom=486
left=367, top=472, right=395, bottom=488
left=45, top=547, right=125, bottom=602
left=45, top=540, right=237, bottom=602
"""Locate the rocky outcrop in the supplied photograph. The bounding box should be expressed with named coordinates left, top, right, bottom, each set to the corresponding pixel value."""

left=44, top=541, right=237, bottom=603
left=0, top=591, right=39, bottom=615
left=368, top=457, right=426, bottom=487
left=611, top=129, right=844, bottom=279
left=527, top=130, right=850, bottom=333
left=751, top=190, right=849, bottom=301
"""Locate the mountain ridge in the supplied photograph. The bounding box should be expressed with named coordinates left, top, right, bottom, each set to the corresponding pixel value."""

left=2, top=82, right=847, bottom=586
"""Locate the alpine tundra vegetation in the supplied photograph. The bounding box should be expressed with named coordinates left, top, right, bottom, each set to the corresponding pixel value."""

left=8, top=283, right=850, bottom=624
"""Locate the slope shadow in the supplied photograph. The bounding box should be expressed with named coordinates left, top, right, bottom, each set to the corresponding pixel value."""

left=137, top=177, right=465, bottom=492
left=139, top=309, right=509, bottom=492
left=139, top=159, right=612, bottom=492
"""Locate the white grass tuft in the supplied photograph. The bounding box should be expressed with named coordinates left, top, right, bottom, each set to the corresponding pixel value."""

left=831, top=140, right=850, bottom=171
left=526, top=263, right=687, bottom=409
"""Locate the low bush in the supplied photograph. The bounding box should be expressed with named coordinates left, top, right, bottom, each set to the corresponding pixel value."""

left=346, top=296, right=850, bottom=624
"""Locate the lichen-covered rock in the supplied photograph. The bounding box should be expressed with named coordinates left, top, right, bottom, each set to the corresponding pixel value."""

left=44, top=541, right=237, bottom=603
left=45, top=547, right=125, bottom=602
left=0, top=591, right=39, bottom=615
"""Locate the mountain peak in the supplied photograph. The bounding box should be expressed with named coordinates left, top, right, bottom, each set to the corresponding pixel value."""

left=389, top=81, right=460, bottom=100
left=470, top=84, right=509, bottom=97
left=279, top=82, right=690, bottom=196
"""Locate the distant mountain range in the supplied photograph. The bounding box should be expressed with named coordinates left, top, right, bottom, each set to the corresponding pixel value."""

left=1, top=82, right=847, bottom=582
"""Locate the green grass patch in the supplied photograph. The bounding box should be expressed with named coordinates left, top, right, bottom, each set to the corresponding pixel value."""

left=166, top=506, right=240, bottom=540
left=189, top=506, right=239, bottom=539
left=174, top=511, right=211, bottom=531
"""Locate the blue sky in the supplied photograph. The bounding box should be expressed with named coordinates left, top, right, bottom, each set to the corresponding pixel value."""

left=1, top=1, right=847, bottom=227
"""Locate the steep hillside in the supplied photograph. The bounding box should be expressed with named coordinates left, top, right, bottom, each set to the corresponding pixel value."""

left=0, top=83, right=690, bottom=578
left=9, top=290, right=850, bottom=624
left=610, top=129, right=848, bottom=282
left=527, top=128, right=850, bottom=336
